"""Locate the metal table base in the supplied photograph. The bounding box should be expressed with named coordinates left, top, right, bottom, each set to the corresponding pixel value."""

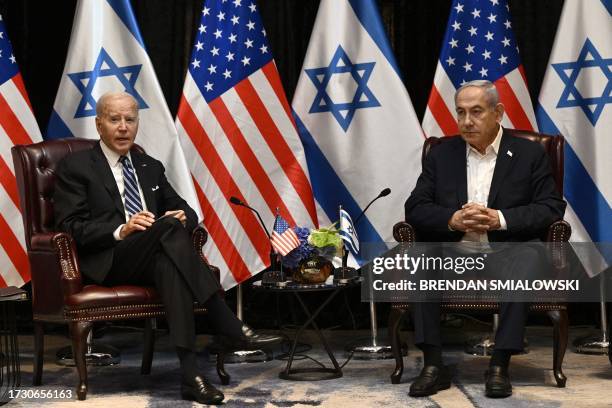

left=280, top=285, right=345, bottom=381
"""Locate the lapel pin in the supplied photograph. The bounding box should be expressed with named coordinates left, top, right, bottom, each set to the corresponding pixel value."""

left=507, top=150, right=513, bottom=157
left=152, top=185, right=159, bottom=191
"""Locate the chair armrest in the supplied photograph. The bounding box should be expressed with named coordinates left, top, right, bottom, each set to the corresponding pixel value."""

left=192, top=226, right=221, bottom=283
left=544, top=220, right=572, bottom=271
left=545, top=220, right=572, bottom=242
left=29, top=232, right=83, bottom=320
left=31, top=232, right=82, bottom=283
left=393, top=221, right=417, bottom=243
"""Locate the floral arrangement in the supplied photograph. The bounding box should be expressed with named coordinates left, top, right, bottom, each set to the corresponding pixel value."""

left=281, top=224, right=342, bottom=268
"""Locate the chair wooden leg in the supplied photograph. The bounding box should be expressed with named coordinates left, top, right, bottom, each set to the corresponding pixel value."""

left=548, top=309, right=568, bottom=387
left=216, top=350, right=230, bottom=385
left=388, top=307, right=407, bottom=384
left=33, top=321, right=44, bottom=386
left=69, top=321, right=92, bottom=400
left=140, top=318, right=155, bottom=375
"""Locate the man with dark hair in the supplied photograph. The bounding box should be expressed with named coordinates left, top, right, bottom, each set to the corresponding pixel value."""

left=405, top=80, right=566, bottom=398
left=54, top=91, right=281, bottom=405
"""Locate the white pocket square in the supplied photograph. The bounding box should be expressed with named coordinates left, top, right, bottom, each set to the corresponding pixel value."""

left=151, top=185, right=159, bottom=191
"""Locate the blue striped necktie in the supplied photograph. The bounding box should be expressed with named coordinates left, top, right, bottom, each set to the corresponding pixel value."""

left=119, top=155, right=143, bottom=217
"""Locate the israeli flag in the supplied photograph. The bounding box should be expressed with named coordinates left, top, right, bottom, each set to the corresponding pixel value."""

left=46, top=0, right=201, bottom=219
left=292, top=0, right=423, bottom=258
left=339, top=209, right=359, bottom=254
left=536, top=0, right=611, bottom=274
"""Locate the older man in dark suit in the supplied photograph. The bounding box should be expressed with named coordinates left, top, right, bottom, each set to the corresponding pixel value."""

left=53, top=91, right=280, bottom=405
left=405, top=80, right=566, bottom=398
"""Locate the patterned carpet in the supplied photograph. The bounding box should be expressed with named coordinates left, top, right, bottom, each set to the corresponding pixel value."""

left=5, top=326, right=612, bottom=407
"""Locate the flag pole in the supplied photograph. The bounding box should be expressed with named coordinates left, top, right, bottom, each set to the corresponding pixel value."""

left=334, top=205, right=358, bottom=285
left=261, top=208, right=288, bottom=288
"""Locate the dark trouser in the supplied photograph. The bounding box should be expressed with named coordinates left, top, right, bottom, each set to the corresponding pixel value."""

left=103, top=216, right=239, bottom=350
left=412, top=244, right=543, bottom=352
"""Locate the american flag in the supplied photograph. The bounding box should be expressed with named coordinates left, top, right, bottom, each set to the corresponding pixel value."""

left=422, top=0, right=538, bottom=136
left=0, top=15, right=43, bottom=288
left=176, top=0, right=317, bottom=288
left=270, top=214, right=300, bottom=256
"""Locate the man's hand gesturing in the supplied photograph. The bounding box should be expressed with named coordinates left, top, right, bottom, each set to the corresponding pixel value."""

left=119, top=211, right=156, bottom=239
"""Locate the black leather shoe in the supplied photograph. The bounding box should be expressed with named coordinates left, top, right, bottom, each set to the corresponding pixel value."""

left=181, top=375, right=224, bottom=405
left=235, top=325, right=283, bottom=349
left=408, top=365, right=451, bottom=397
left=485, top=366, right=512, bottom=398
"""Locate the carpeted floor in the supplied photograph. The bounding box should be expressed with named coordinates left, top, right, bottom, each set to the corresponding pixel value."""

left=5, top=325, right=612, bottom=407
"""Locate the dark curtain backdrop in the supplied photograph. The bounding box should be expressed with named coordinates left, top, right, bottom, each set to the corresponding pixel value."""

left=0, top=0, right=563, bottom=132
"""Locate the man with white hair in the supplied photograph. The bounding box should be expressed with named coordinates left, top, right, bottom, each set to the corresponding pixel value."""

left=54, top=91, right=281, bottom=405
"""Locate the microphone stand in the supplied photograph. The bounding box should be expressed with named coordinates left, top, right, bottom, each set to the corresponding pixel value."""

left=343, top=189, right=402, bottom=360
left=232, top=199, right=285, bottom=287
left=213, top=197, right=276, bottom=364
left=573, top=272, right=609, bottom=354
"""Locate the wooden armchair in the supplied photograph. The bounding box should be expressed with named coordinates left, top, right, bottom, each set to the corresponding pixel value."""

left=11, top=139, right=229, bottom=400
left=388, top=130, right=571, bottom=388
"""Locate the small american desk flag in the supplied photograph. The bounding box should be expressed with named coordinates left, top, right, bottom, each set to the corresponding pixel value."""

left=271, top=215, right=300, bottom=256
left=422, top=0, right=537, bottom=136
left=0, top=15, right=43, bottom=288
left=176, top=0, right=316, bottom=289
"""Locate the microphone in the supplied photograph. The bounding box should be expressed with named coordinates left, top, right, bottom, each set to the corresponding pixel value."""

left=229, top=196, right=242, bottom=206
left=229, top=196, right=271, bottom=239
left=354, top=188, right=391, bottom=224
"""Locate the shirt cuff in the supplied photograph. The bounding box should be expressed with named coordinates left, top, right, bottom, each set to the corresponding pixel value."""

left=497, top=210, right=507, bottom=231
left=113, top=224, right=125, bottom=241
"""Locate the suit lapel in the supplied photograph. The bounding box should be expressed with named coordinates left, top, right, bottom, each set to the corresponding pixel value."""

left=488, top=131, right=516, bottom=207
left=131, top=153, right=158, bottom=216
left=454, top=139, right=468, bottom=206
left=91, top=144, right=125, bottom=217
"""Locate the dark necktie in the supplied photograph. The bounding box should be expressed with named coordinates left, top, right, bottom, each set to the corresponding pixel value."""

left=119, top=155, right=143, bottom=217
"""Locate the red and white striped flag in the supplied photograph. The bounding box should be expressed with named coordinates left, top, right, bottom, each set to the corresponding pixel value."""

left=270, top=214, right=300, bottom=256
left=422, top=0, right=537, bottom=136
left=176, top=0, right=317, bottom=289
left=0, top=15, right=43, bottom=288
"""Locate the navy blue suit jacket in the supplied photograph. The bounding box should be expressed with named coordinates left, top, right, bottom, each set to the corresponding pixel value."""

left=405, top=130, right=566, bottom=242
left=53, top=142, right=198, bottom=283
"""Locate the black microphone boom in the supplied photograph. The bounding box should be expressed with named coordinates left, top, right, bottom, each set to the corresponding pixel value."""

left=228, top=196, right=271, bottom=239
left=354, top=188, right=392, bottom=224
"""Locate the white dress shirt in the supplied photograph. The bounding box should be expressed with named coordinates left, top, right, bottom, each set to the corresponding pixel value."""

left=462, top=125, right=507, bottom=244
left=99, top=141, right=147, bottom=240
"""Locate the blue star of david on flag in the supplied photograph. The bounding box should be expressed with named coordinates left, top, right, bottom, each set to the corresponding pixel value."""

left=67, top=48, right=149, bottom=118
left=305, top=45, right=380, bottom=131
left=552, top=39, right=612, bottom=126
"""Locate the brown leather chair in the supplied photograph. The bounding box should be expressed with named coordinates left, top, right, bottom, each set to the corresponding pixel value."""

left=388, top=129, right=571, bottom=388
left=11, top=139, right=229, bottom=400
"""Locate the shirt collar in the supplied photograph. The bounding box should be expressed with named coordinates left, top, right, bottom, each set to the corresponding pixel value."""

left=466, top=125, right=503, bottom=158
left=99, top=140, right=131, bottom=167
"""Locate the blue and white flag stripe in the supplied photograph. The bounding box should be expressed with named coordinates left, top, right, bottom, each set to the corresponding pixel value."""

left=46, top=0, right=201, bottom=219
left=292, top=0, right=423, bottom=261
left=536, top=0, right=611, bottom=271
left=339, top=209, right=359, bottom=254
